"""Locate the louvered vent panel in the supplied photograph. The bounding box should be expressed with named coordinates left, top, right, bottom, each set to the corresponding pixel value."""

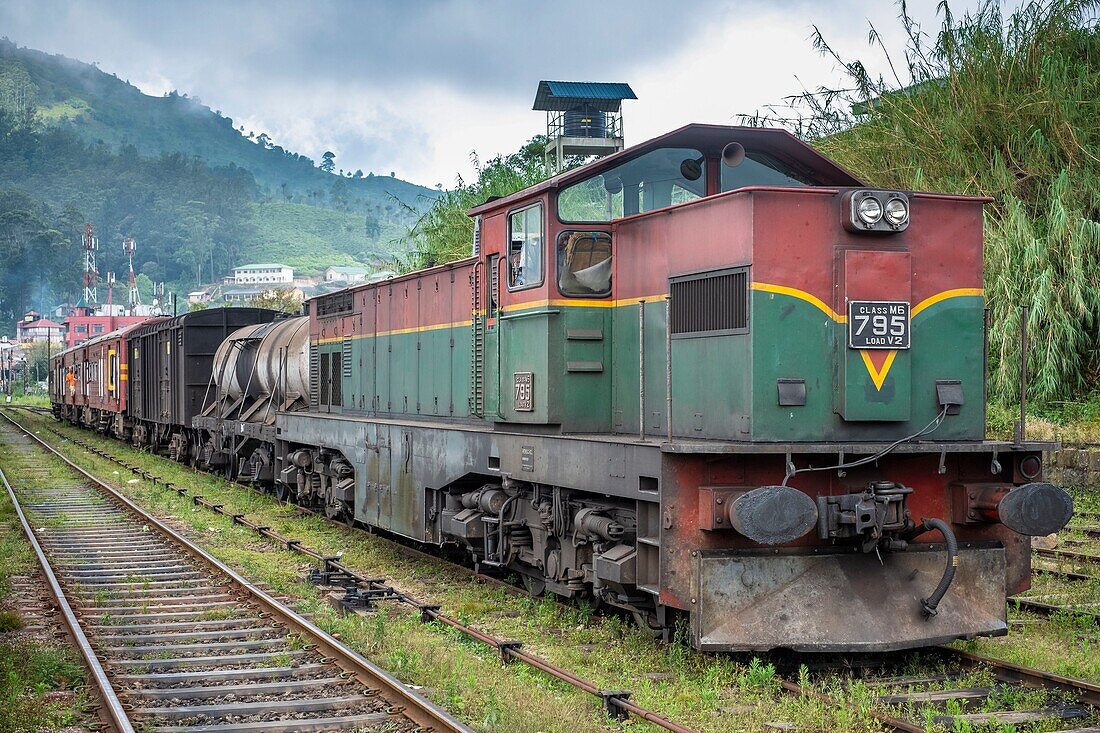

left=342, top=337, right=352, bottom=377
left=316, top=290, right=354, bottom=318
left=309, top=344, right=320, bottom=405
left=669, top=267, right=749, bottom=337
left=318, top=348, right=329, bottom=405
left=330, top=353, right=342, bottom=406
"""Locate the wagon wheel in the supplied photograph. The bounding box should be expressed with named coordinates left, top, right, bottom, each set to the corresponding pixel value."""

left=343, top=509, right=357, bottom=529
left=274, top=482, right=290, bottom=503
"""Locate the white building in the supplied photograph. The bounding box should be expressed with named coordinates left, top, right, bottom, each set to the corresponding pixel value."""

left=233, top=263, right=293, bottom=285
left=323, top=266, right=370, bottom=284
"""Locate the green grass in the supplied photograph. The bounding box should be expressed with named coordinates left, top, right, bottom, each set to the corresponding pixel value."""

left=18, top=411, right=1100, bottom=731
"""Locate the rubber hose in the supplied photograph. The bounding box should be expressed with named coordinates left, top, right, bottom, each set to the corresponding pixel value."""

left=919, top=517, right=958, bottom=618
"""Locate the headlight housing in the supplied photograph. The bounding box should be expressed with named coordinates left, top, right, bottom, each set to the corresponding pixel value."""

left=845, top=190, right=910, bottom=234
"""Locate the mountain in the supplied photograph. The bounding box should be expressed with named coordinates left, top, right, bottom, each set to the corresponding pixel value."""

left=0, top=36, right=444, bottom=330
left=0, top=38, right=438, bottom=213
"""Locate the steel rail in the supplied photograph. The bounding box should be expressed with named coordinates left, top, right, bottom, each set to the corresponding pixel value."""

left=0, top=461, right=135, bottom=733
left=936, top=647, right=1100, bottom=708
left=15, top=412, right=701, bottom=733
left=1034, top=547, right=1100, bottom=565
left=0, top=409, right=470, bottom=733
left=777, top=679, right=926, bottom=733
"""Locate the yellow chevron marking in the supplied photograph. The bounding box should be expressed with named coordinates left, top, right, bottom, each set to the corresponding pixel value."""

left=860, top=350, right=898, bottom=391
left=911, top=288, right=984, bottom=317
left=751, top=282, right=847, bottom=322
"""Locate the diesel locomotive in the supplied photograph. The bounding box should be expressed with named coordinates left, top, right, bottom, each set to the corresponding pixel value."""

left=50, top=123, right=1074, bottom=652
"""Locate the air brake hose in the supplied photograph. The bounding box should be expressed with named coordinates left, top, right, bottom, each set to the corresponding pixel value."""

left=918, top=517, right=958, bottom=618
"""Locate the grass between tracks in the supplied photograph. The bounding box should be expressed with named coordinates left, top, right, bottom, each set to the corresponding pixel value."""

left=0, top=434, right=92, bottom=732
left=8, top=410, right=1100, bottom=732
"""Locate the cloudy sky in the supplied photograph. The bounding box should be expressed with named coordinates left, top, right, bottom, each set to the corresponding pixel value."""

left=0, top=0, right=999, bottom=187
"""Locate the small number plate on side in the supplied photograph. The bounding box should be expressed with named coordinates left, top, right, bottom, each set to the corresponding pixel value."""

left=848, top=301, right=910, bottom=349
left=513, top=372, right=534, bottom=411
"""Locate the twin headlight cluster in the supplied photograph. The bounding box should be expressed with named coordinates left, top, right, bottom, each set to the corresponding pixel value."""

left=844, top=190, right=910, bottom=233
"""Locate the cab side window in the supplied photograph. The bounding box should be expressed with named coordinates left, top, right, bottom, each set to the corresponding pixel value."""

left=557, top=231, right=612, bottom=296
left=508, top=203, right=543, bottom=290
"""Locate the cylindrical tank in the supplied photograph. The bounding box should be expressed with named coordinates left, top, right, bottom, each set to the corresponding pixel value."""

left=211, top=322, right=267, bottom=400
left=253, top=316, right=310, bottom=405
left=211, top=316, right=310, bottom=408
left=563, top=106, right=608, bottom=138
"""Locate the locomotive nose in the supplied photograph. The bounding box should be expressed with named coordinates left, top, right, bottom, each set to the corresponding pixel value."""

left=997, top=482, right=1074, bottom=536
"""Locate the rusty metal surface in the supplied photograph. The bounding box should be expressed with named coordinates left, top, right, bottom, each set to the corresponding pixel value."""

left=691, top=546, right=1007, bottom=652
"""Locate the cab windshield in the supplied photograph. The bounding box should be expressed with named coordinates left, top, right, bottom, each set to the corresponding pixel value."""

left=557, top=147, right=704, bottom=223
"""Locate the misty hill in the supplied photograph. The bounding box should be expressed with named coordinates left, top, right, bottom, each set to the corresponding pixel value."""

left=0, top=38, right=438, bottom=214
left=0, top=38, right=447, bottom=326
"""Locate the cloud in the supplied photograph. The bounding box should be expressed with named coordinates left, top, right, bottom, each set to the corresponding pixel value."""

left=0, top=0, right=1008, bottom=185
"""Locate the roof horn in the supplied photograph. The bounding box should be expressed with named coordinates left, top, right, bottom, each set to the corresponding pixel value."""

left=722, top=142, right=746, bottom=167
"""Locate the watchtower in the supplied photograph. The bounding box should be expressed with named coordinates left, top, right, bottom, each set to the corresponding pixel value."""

left=534, top=80, right=636, bottom=174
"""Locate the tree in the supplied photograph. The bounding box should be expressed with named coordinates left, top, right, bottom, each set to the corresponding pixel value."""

left=320, top=151, right=336, bottom=173
left=249, top=287, right=301, bottom=314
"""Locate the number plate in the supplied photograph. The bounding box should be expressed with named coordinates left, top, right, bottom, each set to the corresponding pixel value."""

left=848, top=301, right=910, bottom=349
left=513, top=372, right=533, bottom=411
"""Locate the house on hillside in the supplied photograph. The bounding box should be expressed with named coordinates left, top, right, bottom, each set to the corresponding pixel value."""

left=233, top=263, right=294, bottom=285
left=323, top=266, right=370, bottom=284
left=16, top=312, right=64, bottom=344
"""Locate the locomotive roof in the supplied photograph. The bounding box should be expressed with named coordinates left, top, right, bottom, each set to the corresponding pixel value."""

left=467, top=123, right=864, bottom=216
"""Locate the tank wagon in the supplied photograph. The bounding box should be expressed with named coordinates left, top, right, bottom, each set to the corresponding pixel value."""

left=51, top=124, right=1073, bottom=653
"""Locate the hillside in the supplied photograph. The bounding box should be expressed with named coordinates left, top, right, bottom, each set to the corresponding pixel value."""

left=0, top=38, right=446, bottom=327
left=246, top=202, right=410, bottom=273
left=0, top=38, right=438, bottom=215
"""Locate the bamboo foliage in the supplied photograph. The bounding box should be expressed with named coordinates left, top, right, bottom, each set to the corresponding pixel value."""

left=753, top=0, right=1100, bottom=403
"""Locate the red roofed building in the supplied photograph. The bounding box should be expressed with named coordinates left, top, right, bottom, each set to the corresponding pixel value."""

left=15, top=311, right=64, bottom=344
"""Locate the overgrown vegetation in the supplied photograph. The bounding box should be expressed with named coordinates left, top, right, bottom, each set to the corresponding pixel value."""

left=747, top=0, right=1100, bottom=404
left=399, top=137, right=553, bottom=272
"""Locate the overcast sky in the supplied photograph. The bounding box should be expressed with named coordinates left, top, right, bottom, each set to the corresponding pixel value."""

left=0, top=0, right=1003, bottom=187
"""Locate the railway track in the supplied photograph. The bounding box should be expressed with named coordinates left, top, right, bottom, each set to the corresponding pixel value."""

left=786, top=647, right=1100, bottom=732
left=0, top=412, right=470, bottom=733
left=14, top=410, right=1100, bottom=733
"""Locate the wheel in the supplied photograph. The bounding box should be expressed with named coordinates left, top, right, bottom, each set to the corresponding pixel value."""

left=274, top=482, right=290, bottom=503
left=343, top=509, right=356, bottom=529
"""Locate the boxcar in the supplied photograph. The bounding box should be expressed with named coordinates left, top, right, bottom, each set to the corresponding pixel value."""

left=127, top=308, right=278, bottom=455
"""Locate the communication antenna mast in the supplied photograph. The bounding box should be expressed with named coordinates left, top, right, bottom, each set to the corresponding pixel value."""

left=153, top=282, right=165, bottom=315
left=81, top=224, right=99, bottom=306
left=124, top=237, right=141, bottom=314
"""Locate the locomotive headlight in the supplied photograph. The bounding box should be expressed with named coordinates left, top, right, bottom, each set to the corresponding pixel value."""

left=884, top=197, right=909, bottom=227
left=844, top=190, right=909, bottom=234
left=856, top=195, right=882, bottom=225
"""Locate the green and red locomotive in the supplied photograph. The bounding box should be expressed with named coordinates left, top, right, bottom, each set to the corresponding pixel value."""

left=53, top=123, right=1073, bottom=652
